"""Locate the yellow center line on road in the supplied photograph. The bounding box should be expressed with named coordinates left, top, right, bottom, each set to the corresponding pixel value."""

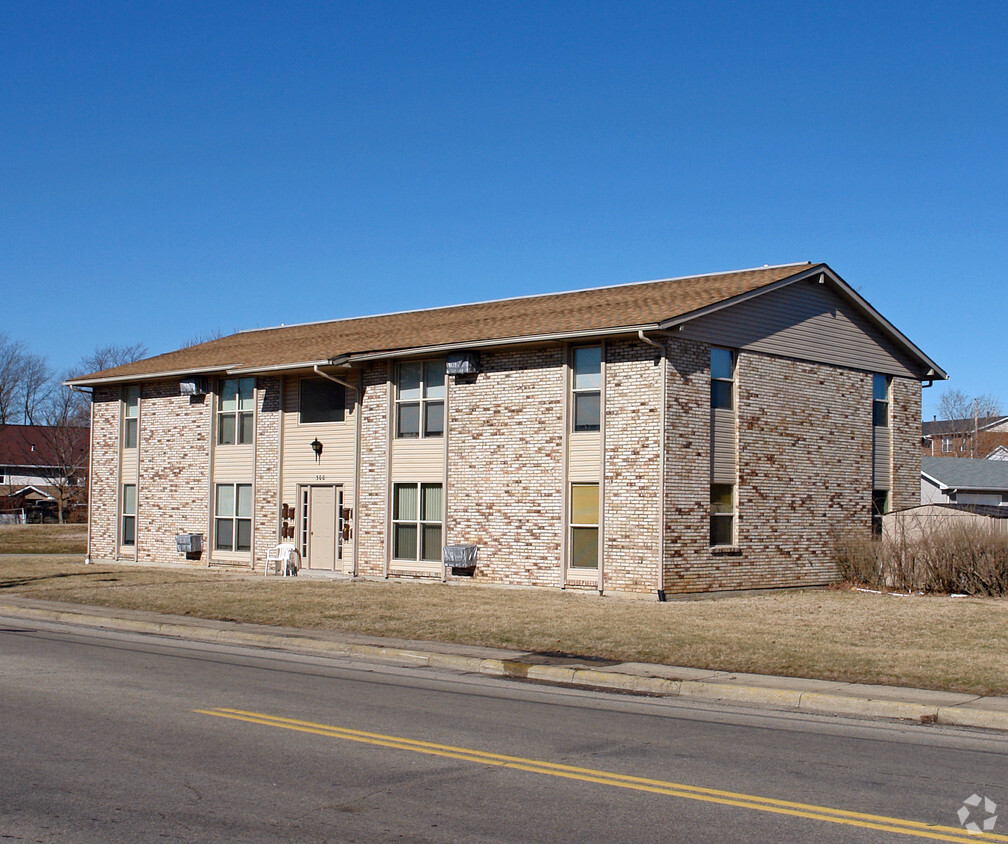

left=196, top=707, right=1003, bottom=843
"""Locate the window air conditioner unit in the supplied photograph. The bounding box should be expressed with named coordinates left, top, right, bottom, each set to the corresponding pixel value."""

left=180, top=377, right=209, bottom=396
left=446, top=351, right=481, bottom=375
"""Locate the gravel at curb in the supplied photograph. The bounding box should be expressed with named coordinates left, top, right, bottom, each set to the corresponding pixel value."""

left=4, top=597, right=1008, bottom=734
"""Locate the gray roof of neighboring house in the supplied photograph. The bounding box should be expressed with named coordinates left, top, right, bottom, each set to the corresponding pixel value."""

left=921, top=416, right=1008, bottom=436
left=921, top=456, right=1008, bottom=492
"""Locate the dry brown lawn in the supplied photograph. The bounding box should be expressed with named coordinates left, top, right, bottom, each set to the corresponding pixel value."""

left=1, top=555, right=1005, bottom=696
left=0, top=524, right=88, bottom=555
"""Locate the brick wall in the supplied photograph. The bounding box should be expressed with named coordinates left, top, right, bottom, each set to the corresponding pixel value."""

left=663, top=344, right=876, bottom=593
left=603, top=339, right=661, bottom=594
left=253, top=377, right=282, bottom=568
left=891, top=376, right=922, bottom=510
left=447, top=347, right=565, bottom=587
left=88, top=386, right=120, bottom=561
left=356, top=363, right=389, bottom=576
left=135, top=380, right=211, bottom=564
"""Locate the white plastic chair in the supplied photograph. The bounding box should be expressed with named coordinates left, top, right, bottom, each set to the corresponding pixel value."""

left=265, top=543, right=300, bottom=576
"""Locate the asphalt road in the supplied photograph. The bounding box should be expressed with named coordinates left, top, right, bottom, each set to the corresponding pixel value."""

left=1, top=616, right=1006, bottom=843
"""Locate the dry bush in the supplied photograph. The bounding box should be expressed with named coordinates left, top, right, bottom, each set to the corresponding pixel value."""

left=834, top=522, right=1008, bottom=596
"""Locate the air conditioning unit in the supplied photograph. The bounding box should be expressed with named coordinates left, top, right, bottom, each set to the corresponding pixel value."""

left=446, top=351, right=480, bottom=375
left=180, top=377, right=209, bottom=396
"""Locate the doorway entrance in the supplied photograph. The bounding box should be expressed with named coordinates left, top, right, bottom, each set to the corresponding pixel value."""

left=299, top=485, right=343, bottom=571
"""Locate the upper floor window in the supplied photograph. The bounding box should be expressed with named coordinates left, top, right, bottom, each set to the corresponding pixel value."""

left=872, top=374, right=890, bottom=428
left=572, top=346, right=601, bottom=432
left=396, top=360, right=445, bottom=438
left=710, top=347, right=734, bottom=410
left=299, top=377, right=346, bottom=424
left=218, top=378, right=254, bottom=445
left=123, top=385, right=140, bottom=448
left=942, top=436, right=954, bottom=453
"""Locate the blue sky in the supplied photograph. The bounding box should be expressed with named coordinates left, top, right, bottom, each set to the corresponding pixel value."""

left=3, top=1, right=1006, bottom=419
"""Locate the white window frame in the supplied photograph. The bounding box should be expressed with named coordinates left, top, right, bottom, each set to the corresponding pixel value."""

left=395, top=360, right=445, bottom=439
left=873, top=374, right=890, bottom=428
left=569, top=483, right=600, bottom=570
left=214, top=483, right=253, bottom=553
left=121, top=483, right=136, bottom=547
left=571, top=346, right=602, bottom=433
left=391, top=482, right=443, bottom=562
left=217, top=378, right=255, bottom=445
left=123, top=385, right=140, bottom=449
left=710, top=483, right=735, bottom=547
left=710, top=347, right=734, bottom=410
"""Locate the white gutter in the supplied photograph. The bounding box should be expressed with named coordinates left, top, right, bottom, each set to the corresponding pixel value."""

left=67, top=365, right=228, bottom=388
left=228, top=360, right=335, bottom=376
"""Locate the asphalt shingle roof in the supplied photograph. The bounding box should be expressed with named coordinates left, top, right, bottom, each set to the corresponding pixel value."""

left=921, top=456, right=1008, bottom=491
left=69, top=263, right=815, bottom=383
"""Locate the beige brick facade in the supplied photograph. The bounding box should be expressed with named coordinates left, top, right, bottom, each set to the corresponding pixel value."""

left=447, top=348, right=565, bottom=587
left=84, top=326, right=927, bottom=596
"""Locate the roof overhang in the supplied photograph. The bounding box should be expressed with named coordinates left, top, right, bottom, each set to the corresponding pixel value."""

left=65, top=360, right=343, bottom=387
left=329, top=324, right=664, bottom=366
left=659, top=264, right=948, bottom=382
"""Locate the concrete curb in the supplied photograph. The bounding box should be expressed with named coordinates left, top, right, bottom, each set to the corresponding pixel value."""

left=5, top=598, right=1008, bottom=734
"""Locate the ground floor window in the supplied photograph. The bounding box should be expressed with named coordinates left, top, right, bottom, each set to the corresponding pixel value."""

left=871, top=489, right=889, bottom=536
left=710, top=484, right=735, bottom=546
left=570, top=483, right=599, bottom=569
left=393, top=483, right=442, bottom=562
left=121, top=484, right=136, bottom=546
left=215, top=483, right=252, bottom=552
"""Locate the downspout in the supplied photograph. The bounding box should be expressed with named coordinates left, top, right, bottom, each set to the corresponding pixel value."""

left=313, top=364, right=356, bottom=391
left=638, top=330, right=667, bottom=602
left=315, top=364, right=360, bottom=575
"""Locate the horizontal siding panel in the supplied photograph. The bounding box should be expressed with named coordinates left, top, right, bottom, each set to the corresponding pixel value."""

left=711, top=408, right=736, bottom=484
left=680, top=281, right=917, bottom=378
left=569, top=432, right=601, bottom=481
left=391, top=438, right=444, bottom=481
left=873, top=428, right=892, bottom=489
left=213, top=444, right=253, bottom=481
left=120, top=451, right=138, bottom=478
left=282, top=377, right=357, bottom=500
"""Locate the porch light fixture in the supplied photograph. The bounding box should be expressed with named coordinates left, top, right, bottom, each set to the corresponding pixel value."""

left=310, top=438, right=323, bottom=462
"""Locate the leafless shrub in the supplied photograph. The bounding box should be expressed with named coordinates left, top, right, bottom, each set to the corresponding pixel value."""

left=833, top=522, right=1008, bottom=596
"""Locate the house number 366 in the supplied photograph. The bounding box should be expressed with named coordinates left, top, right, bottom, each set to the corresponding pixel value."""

left=315, top=475, right=326, bottom=481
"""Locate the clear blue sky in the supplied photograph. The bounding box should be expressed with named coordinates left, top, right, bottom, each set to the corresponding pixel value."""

left=4, top=1, right=1006, bottom=420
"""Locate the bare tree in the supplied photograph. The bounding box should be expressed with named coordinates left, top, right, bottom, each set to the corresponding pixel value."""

left=20, top=352, right=52, bottom=425
left=0, top=334, right=27, bottom=424
left=934, top=388, right=1004, bottom=457
left=23, top=384, right=89, bottom=523
left=181, top=329, right=226, bottom=348
left=80, top=342, right=148, bottom=375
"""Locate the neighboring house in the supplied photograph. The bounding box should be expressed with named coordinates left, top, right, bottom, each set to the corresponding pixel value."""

left=921, top=416, right=1008, bottom=458
left=67, top=262, right=944, bottom=597
left=0, top=424, right=89, bottom=522
left=987, top=446, right=1008, bottom=461
left=921, top=456, right=1008, bottom=507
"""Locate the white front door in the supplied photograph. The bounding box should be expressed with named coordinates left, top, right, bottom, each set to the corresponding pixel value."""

left=304, top=485, right=338, bottom=571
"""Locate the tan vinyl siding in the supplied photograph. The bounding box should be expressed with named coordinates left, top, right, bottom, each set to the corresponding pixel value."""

left=710, top=407, right=736, bottom=484
left=874, top=427, right=892, bottom=490
left=120, top=449, right=138, bottom=480
left=679, top=280, right=918, bottom=377
left=281, top=377, right=356, bottom=499
left=213, top=443, right=254, bottom=481
left=569, top=432, right=601, bottom=481
left=391, top=437, right=444, bottom=482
